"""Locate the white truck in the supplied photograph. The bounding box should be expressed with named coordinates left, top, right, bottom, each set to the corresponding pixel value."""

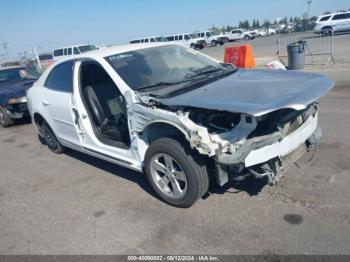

left=226, top=29, right=257, bottom=41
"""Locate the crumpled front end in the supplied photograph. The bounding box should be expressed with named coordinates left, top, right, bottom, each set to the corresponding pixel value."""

left=133, top=95, right=322, bottom=187
left=192, top=104, right=320, bottom=186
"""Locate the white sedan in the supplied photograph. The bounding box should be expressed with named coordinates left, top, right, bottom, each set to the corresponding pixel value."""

left=27, top=43, right=334, bottom=207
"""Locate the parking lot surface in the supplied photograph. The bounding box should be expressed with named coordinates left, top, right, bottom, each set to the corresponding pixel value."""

left=1, top=34, right=350, bottom=255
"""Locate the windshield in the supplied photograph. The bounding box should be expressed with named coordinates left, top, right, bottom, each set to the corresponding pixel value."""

left=78, top=45, right=98, bottom=53
left=210, top=31, right=219, bottom=36
left=0, top=68, right=38, bottom=88
left=106, top=45, right=236, bottom=97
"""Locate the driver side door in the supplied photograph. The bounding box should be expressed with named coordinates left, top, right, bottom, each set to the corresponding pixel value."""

left=71, top=60, right=139, bottom=169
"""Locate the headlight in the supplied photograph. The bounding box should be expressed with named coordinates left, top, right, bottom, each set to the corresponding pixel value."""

left=8, top=96, right=27, bottom=104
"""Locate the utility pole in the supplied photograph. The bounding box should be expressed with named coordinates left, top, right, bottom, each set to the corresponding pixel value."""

left=307, top=1, right=312, bottom=20
left=1, top=43, right=9, bottom=58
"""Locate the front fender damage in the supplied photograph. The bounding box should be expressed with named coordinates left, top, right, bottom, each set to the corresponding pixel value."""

left=130, top=101, right=320, bottom=187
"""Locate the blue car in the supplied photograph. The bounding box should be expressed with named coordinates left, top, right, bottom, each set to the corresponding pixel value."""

left=0, top=66, right=39, bottom=127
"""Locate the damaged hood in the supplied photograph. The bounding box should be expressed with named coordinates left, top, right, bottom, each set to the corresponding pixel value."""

left=157, top=69, right=334, bottom=116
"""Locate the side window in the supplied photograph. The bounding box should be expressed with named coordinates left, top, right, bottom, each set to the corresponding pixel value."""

left=332, top=14, right=346, bottom=20
left=54, top=49, right=63, bottom=57
left=73, top=47, right=80, bottom=54
left=320, top=16, right=331, bottom=22
left=145, top=38, right=149, bottom=43
left=44, top=61, right=74, bottom=92
left=184, top=34, right=190, bottom=40
left=179, top=35, right=183, bottom=40
left=141, top=39, right=145, bottom=43
left=166, top=36, right=174, bottom=41
left=68, top=48, right=72, bottom=55
left=201, top=33, right=205, bottom=37
left=150, top=38, right=156, bottom=42
left=175, top=35, right=178, bottom=41
left=206, top=32, right=211, bottom=37
left=64, top=49, right=67, bottom=55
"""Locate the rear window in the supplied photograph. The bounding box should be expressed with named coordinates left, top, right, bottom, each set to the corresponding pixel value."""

left=319, top=15, right=331, bottom=21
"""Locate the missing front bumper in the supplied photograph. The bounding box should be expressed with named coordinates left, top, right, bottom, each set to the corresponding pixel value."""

left=213, top=113, right=320, bottom=187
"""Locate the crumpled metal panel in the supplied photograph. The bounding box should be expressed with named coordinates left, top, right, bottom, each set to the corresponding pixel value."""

left=157, top=69, right=334, bottom=116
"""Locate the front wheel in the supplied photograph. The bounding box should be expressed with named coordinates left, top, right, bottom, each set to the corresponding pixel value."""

left=211, top=40, right=217, bottom=46
left=145, top=137, right=209, bottom=208
left=322, top=28, right=333, bottom=37
left=244, top=35, right=250, bottom=40
left=0, top=106, right=14, bottom=127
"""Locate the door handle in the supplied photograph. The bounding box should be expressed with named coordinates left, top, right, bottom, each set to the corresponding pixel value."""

left=42, top=100, right=49, bottom=106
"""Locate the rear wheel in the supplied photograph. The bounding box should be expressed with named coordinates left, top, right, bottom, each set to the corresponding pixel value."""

left=145, top=137, right=209, bottom=208
left=244, top=35, right=250, bottom=40
left=0, top=106, right=14, bottom=128
left=211, top=40, right=217, bottom=46
left=41, top=121, right=65, bottom=154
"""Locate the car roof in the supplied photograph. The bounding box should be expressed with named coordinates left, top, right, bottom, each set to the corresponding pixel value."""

left=48, top=43, right=175, bottom=66
left=80, top=42, right=173, bottom=57
left=319, top=11, right=350, bottom=17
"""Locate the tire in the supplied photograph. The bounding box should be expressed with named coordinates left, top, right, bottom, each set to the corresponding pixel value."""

left=244, top=35, right=250, bottom=40
left=0, top=106, right=14, bottom=128
left=41, top=121, right=65, bottom=154
left=190, top=43, right=195, bottom=49
left=322, top=27, right=333, bottom=37
left=211, top=40, right=217, bottom=47
left=145, top=137, right=209, bottom=208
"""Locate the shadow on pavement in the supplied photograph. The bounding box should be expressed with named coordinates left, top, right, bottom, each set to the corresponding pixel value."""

left=63, top=148, right=269, bottom=200
left=63, top=149, right=159, bottom=200
left=209, top=175, right=268, bottom=197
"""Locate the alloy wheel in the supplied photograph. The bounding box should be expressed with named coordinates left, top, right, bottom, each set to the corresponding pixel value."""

left=150, top=153, right=188, bottom=199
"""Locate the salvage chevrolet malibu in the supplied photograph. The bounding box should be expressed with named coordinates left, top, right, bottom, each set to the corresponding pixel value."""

left=27, top=43, right=334, bottom=207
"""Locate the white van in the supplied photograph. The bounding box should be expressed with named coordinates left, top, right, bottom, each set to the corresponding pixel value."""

left=196, top=31, right=229, bottom=46
left=130, top=36, right=168, bottom=44
left=164, top=33, right=206, bottom=49
left=53, top=44, right=98, bottom=60
left=314, top=11, right=350, bottom=36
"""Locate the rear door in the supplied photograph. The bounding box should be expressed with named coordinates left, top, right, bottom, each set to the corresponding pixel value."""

left=331, top=13, right=349, bottom=31
left=41, top=60, right=80, bottom=147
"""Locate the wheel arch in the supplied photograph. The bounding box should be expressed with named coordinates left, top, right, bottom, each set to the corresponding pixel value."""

left=142, top=121, right=189, bottom=145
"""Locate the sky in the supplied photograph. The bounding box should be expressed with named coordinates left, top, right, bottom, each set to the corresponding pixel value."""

left=1, top=0, right=349, bottom=57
